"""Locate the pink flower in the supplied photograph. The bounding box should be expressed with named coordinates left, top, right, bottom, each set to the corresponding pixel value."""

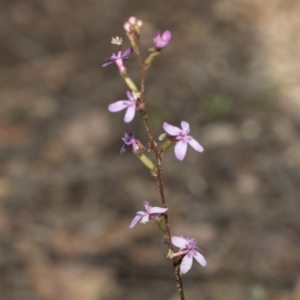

left=102, top=48, right=133, bottom=72
left=108, top=91, right=139, bottom=123
left=163, top=121, right=204, bottom=161
left=120, top=132, right=141, bottom=154
left=172, top=236, right=207, bottom=274
left=153, top=30, right=172, bottom=50
left=129, top=201, right=168, bottom=228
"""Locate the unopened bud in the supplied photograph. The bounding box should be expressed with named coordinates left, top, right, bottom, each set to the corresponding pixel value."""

left=137, top=20, right=143, bottom=28
left=135, top=152, right=157, bottom=173
left=129, top=16, right=137, bottom=25
left=144, top=51, right=160, bottom=69
left=124, top=76, right=138, bottom=92
left=161, top=139, right=174, bottom=152
left=123, top=22, right=131, bottom=33
left=157, top=215, right=168, bottom=235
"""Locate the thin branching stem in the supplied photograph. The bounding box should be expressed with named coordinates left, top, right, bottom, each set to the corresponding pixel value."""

left=134, top=38, right=185, bottom=300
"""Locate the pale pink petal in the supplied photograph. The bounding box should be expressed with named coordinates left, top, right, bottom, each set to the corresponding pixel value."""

left=171, top=236, right=188, bottom=248
left=174, top=140, right=188, bottom=161
left=129, top=215, right=142, bottom=228
left=140, top=214, right=149, bottom=224
left=143, top=201, right=150, bottom=211
left=153, top=31, right=161, bottom=43
left=124, top=105, right=136, bottom=123
left=162, top=30, right=172, bottom=42
left=180, top=255, right=193, bottom=274
left=180, top=121, right=190, bottom=134
left=126, top=90, right=135, bottom=101
left=194, top=251, right=207, bottom=267
left=108, top=101, right=130, bottom=112
left=163, top=122, right=182, bottom=136
left=187, top=138, right=204, bottom=152
left=149, top=207, right=168, bottom=214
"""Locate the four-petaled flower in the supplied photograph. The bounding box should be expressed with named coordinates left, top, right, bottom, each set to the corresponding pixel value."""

left=120, top=132, right=142, bottom=154
left=129, top=201, right=168, bottom=228
left=163, top=121, right=204, bottom=161
left=171, top=236, right=207, bottom=274
left=108, top=91, right=140, bottom=123
left=153, top=30, right=172, bottom=50
left=102, top=48, right=133, bottom=72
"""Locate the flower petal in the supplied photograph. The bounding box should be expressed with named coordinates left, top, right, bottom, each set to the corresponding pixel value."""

left=122, top=132, right=135, bottom=145
left=122, top=47, right=133, bottom=58
left=180, top=254, right=193, bottom=274
left=108, top=101, right=130, bottom=112
left=162, top=30, right=172, bottom=42
left=153, top=30, right=172, bottom=49
left=143, top=201, right=150, bottom=211
left=126, top=90, right=135, bottom=101
left=171, top=236, right=188, bottom=248
left=194, top=251, right=207, bottom=267
left=120, top=144, right=127, bottom=154
left=187, top=138, right=204, bottom=152
left=149, top=206, right=168, bottom=214
left=124, top=105, right=136, bottom=123
left=153, top=30, right=161, bottom=43
left=174, top=140, right=188, bottom=161
left=180, top=121, right=190, bottom=134
left=129, top=215, right=142, bottom=228
left=163, top=122, right=182, bottom=136
left=140, top=214, right=149, bottom=224
left=102, top=60, right=114, bottom=67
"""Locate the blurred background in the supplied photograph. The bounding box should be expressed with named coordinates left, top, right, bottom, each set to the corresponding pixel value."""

left=0, top=0, right=300, bottom=299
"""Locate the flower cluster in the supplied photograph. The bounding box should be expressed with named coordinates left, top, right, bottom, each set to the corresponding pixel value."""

left=102, top=16, right=207, bottom=278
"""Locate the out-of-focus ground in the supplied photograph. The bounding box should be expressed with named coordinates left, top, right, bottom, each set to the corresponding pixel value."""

left=0, top=0, right=300, bottom=299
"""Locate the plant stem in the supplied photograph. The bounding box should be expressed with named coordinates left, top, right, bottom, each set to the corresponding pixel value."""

left=135, top=40, right=185, bottom=300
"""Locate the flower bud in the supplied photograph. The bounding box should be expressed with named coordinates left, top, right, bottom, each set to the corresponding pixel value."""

left=123, top=22, right=131, bottom=33
left=136, top=152, right=157, bottom=173
left=144, top=51, right=160, bottom=69
left=123, top=76, right=138, bottom=92
left=161, top=139, right=174, bottom=152
left=129, top=16, right=137, bottom=25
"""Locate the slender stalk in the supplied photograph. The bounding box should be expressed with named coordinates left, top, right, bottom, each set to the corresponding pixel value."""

left=134, top=39, right=185, bottom=300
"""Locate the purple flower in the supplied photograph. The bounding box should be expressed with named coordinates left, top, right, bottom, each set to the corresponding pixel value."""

left=171, top=236, right=207, bottom=274
left=163, top=121, right=204, bottom=161
left=108, top=91, right=139, bottom=123
left=102, top=48, right=133, bottom=72
left=120, top=132, right=141, bottom=154
left=129, top=201, right=168, bottom=228
left=153, top=30, right=172, bottom=50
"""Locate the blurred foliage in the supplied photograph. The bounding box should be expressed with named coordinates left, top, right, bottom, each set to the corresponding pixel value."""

left=148, top=107, right=164, bottom=131
left=205, top=94, right=232, bottom=119
left=250, top=285, right=267, bottom=300
left=10, top=105, right=31, bottom=124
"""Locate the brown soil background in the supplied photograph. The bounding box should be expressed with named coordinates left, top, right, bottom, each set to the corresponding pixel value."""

left=0, top=0, right=300, bottom=299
